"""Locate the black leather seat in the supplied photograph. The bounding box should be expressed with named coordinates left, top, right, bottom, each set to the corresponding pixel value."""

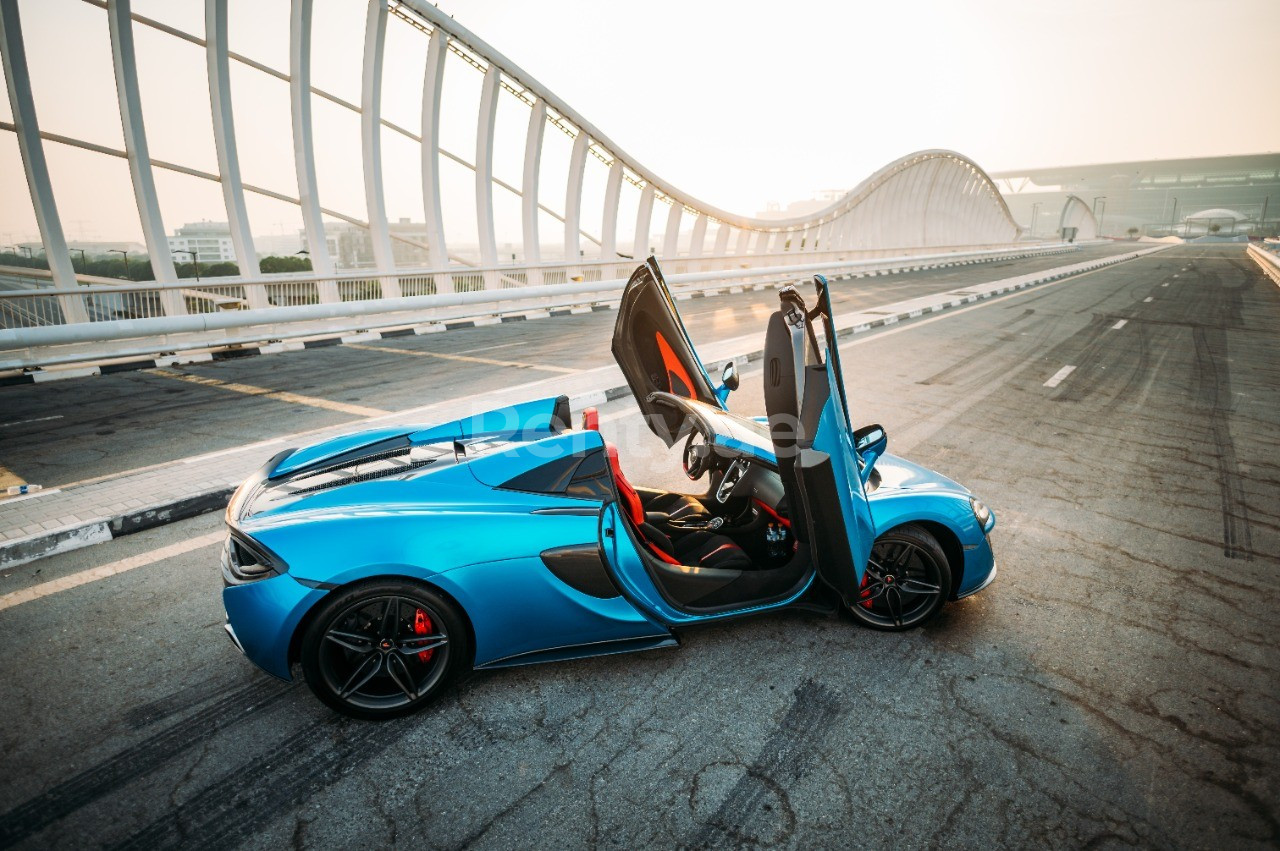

left=637, top=489, right=710, bottom=529
left=606, top=444, right=750, bottom=570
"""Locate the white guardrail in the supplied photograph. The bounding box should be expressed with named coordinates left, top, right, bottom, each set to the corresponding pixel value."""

left=0, top=242, right=1078, bottom=371
left=1247, top=242, right=1280, bottom=286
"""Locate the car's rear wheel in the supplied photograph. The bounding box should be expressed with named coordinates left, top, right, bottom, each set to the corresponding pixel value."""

left=300, top=580, right=469, bottom=720
left=848, top=525, right=950, bottom=631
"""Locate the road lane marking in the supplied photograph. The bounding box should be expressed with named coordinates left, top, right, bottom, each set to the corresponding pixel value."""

left=1043, top=365, right=1076, bottom=388
left=344, top=343, right=577, bottom=374
left=0, top=530, right=225, bottom=612
left=1161, top=283, right=1168, bottom=287
left=1111, top=319, right=1128, bottom=329
left=148, top=369, right=387, bottom=417
left=1143, top=297, right=1153, bottom=302
left=0, top=464, right=26, bottom=492
left=0, top=415, right=64, bottom=429
left=456, top=341, right=522, bottom=354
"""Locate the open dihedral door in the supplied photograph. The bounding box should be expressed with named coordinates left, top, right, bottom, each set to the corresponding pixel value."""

left=611, top=258, right=724, bottom=446
left=761, top=280, right=876, bottom=605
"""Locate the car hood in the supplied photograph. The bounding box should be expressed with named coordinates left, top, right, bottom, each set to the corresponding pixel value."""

left=867, top=452, right=970, bottom=498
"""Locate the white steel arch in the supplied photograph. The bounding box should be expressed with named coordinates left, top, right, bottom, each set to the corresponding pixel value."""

left=1, top=0, right=1033, bottom=329
left=1058, top=195, right=1099, bottom=241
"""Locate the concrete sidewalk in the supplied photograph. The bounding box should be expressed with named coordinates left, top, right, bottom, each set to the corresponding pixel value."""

left=0, top=245, right=1168, bottom=569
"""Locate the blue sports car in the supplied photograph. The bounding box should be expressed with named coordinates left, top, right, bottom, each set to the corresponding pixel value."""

left=221, top=259, right=997, bottom=718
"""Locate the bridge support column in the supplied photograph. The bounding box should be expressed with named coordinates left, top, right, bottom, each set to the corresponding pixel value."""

left=206, top=0, right=266, bottom=308
left=108, top=0, right=184, bottom=316
left=601, top=157, right=623, bottom=270
left=361, top=0, right=400, bottom=298
left=633, top=184, right=655, bottom=259
left=289, top=0, right=338, bottom=303
left=420, top=27, right=450, bottom=293
left=521, top=100, right=545, bottom=285
left=475, top=64, right=500, bottom=289
left=563, top=130, right=588, bottom=278
left=0, top=0, right=88, bottom=324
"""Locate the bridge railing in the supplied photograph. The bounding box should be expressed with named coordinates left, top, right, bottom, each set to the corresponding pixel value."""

left=1247, top=241, right=1280, bottom=285
left=0, top=243, right=1057, bottom=332
left=0, top=243, right=1079, bottom=371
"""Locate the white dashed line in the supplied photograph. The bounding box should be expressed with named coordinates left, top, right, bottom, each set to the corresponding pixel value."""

left=0, top=530, right=225, bottom=611
left=1143, top=297, right=1153, bottom=303
left=1043, top=365, right=1076, bottom=388
left=0, top=415, right=64, bottom=429
left=1161, top=283, right=1168, bottom=287
left=1111, top=319, right=1128, bottom=330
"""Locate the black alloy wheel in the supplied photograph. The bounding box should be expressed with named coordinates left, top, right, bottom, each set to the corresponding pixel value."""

left=300, top=580, right=469, bottom=719
left=848, top=525, right=951, bottom=631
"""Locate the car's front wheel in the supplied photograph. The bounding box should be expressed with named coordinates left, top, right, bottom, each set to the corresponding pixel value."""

left=300, top=580, right=469, bottom=720
left=848, top=525, right=951, bottom=631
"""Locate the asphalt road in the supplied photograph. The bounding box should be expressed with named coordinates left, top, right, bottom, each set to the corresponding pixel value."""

left=0, top=245, right=1276, bottom=848
left=0, top=243, right=1137, bottom=488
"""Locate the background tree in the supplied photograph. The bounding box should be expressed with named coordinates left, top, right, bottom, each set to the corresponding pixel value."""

left=259, top=255, right=313, bottom=274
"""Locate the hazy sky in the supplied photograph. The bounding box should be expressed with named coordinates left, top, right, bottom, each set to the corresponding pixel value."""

left=2, top=0, right=1277, bottom=248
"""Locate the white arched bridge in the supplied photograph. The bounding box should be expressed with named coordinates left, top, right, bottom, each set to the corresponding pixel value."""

left=0, top=0, right=1064, bottom=368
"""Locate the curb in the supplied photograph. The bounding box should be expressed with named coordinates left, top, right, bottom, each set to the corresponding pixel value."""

left=0, top=246, right=1152, bottom=568
left=0, top=488, right=235, bottom=570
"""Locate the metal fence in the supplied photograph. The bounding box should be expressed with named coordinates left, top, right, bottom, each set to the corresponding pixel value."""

left=0, top=242, right=1079, bottom=371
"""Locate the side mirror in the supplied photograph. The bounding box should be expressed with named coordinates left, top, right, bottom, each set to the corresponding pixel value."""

left=853, top=423, right=887, bottom=484
left=721, top=361, right=740, bottom=392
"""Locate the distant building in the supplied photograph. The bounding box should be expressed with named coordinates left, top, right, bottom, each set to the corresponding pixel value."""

left=993, top=154, right=1280, bottom=239
left=167, top=221, right=236, bottom=263
left=253, top=232, right=306, bottom=259
left=323, top=219, right=434, bottom=269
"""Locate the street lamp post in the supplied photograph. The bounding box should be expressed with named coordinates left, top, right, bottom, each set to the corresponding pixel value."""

left=173, top=248, right=200, bottom=282
left=71, top=248, right=86, bottom=271
left=108, top=248, right=130, bottom=279
left=1171, top=197, right=1179, bottom=235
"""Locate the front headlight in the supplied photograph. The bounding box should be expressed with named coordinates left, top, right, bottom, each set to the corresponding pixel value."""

left=221, top=533, right=287, bottom=585
left=970, top=497, right=992, bottom=528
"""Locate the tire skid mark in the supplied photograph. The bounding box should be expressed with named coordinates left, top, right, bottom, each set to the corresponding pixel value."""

left=124, top=674, right=243, bottom=730
left=1192, top=324, right=1254, bottom=561
left=107, top=713, right=414, bottom=851
left=1046, top=314, right=1121, bottom=403
left=690, top=679, right=843, bottom=847
left=916, top=309, right=1040, bottom=386
left=0, top=677, right=295, bottom=848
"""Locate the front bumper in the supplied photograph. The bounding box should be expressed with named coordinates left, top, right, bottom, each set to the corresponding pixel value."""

left=957, top=557, right=997, bottom=599
left=222, top=571, right=327, bottom=680
left=955, top=531, right=997, bottom=598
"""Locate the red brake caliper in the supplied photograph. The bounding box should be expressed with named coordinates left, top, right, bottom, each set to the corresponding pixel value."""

left=858, top=574, right=874, bottom=609
left=413, top=608, right=435, bottom=663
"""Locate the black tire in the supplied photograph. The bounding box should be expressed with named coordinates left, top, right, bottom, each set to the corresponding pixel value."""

left=848, top=525, right=951, bottom=631
left=300, top=579, right=470, bottom=720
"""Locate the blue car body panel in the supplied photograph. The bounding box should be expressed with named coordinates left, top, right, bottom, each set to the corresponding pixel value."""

left=221, top=266, right=998, bottom=686
left=223, top=572, right=325, bottom=680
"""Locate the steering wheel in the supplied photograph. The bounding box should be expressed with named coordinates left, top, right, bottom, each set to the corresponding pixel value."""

left=683, top=430, right=712, bottom=481
left=646, top=392, right=716, bottom=481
